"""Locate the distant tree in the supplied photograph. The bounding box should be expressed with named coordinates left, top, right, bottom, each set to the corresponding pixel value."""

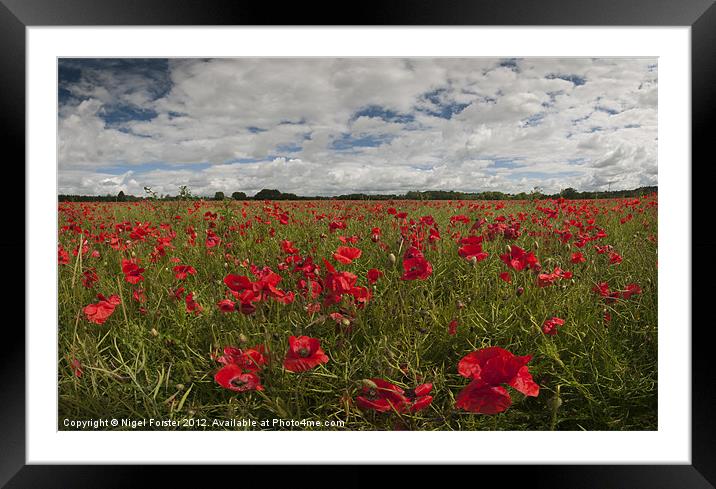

left=144, top=186, right=158, bottom=200
left=231, top=191, right=247, bottom=200
left=214, top=191, right=225, bottom=201
left=560, top=187, right=579, bottom=199
left=117, top=190, right=126, bottom=202
left=530, top=186, right=544, bottom=200
left=178, top=185, right=193, bottom=200
left=254, top=189, right=283, bottom=200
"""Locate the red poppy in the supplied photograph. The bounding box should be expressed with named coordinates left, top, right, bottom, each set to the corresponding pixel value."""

left=173, top=265, right=197, bottom=280
left=620, top=283, right=642, bottom=299
left=82, top=268, right=99, bottom=288
left=448, top=319, right=458, bottom=336
left=456, top=346, right=539, bottom=414
left=132, top=288, right=147, bottom=303
left=214, top=364, right=265, bottom=392
left=593, top=282, right=611, bottom=297
left=593, top=282, right=620, bottom=303
left=371, top=227, right=382, bottom=242
left=450, top=214, right=471, bottom=225
left=224, top=274, right=253, bottom=292
left=367, top=268, right=383, bottom=284
left=338, top=235, right=360, bottom=244
left=609, top=251, right=623, bottom=265
left=355, top=379, right=433, bottom=413
left=216, top=345, right=268, bottom=372
left=355, top=378, right=409, bottom=413
left=401, top=247, right=433, bottom=280
left=594, top=244, right=613, bottom=254
left=542, top=317, right=565, bottom=336
left=405, top=383, right=434, bottom=412
left=457, top=236, right=489, bottom=262
left=69, top=357, right=83, bottom=378
left=58, top=245, right=70, bottom=265
left=570, top=252, right=586, bottom=264
left=455, top=380, right=512, bottom=415
left=500, top=245, right=541, bottom=272
left=185, top=292, right=203, bottom=314
left=83, top=293, right=121, bottom=324
left=329, top=220, right=347, bottom=232
left=121, top=258, right=145, bottom=284
left=537, top=267, right=573, bottom=288
left=217, top=298, right=235, bottom=312
left=205, top=230, right=221, bottom=248
left=170, top=286, right=185, bottom=300
left=283, top=336, right=329, bottom=372
left=333, top=246, right=362, bottom=265
left=429, top=227, right=441, bottom=243
left=281, top=240, right=299, bottom=254
left=499, top=271, right=512, bottom=283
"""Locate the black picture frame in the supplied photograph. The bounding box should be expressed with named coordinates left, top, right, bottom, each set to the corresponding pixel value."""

left=5, top=0, right=714, bottom=486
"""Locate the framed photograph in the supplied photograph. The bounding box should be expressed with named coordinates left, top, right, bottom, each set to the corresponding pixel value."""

left=7, top=0, right=714, bottom=485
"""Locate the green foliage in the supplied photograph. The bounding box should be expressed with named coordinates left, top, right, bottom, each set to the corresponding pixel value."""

left=58, top=197, right=657, bottom=431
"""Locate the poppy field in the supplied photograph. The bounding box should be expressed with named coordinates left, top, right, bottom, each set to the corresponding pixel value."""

left=58, top=195, right=657, bottom=430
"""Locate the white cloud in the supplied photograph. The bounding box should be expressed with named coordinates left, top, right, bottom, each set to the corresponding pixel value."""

left=58, top=58, right=657, bottom=196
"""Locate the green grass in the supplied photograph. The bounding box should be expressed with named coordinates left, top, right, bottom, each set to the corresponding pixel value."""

left=58, top=197, right=657, bottom=430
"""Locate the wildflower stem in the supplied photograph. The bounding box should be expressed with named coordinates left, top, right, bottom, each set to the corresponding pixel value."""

left=71, top=234, right=82, bottom=289
left=116, top=276, right=129, bottom=328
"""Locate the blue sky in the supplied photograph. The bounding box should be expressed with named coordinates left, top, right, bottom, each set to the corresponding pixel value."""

left=58, top=58, right=657, bottom=196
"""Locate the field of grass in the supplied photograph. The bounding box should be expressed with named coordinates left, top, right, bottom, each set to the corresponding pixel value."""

left=58, top=196, right=657, bottom=430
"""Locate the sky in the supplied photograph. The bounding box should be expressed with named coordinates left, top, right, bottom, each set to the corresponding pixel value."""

left=58, top=58, right=657, bottom=197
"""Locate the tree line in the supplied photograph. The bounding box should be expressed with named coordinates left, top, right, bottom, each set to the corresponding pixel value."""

left=58, top=186, right=657, bottom=202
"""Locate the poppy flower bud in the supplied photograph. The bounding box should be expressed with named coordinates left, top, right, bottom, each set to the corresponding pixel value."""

left=341, top=318, right=351, bottom=327
left=361, top=379, right=378, bottom=390
left=547, top=394, right=562, bottom=411
left=150, top=328, right=159, bottom=337
left=534, top=241, right=539, bottom=249
left=224, top=262, right=228, bottom=268
left=176, top=383, right=185, bottom=391
left=469, top=256, right=477, bottom=266
left=131, top=251, right=136, bottom=257
left=238, top=333, right=248, bottom=343
left=388, top=253, right=396, bottom=264
left=516, top=286, right=524, bottom=296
